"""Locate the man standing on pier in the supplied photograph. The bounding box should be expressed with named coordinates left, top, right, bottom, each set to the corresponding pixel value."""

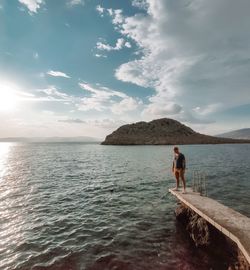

left=172, top=146, right=186, bottom=193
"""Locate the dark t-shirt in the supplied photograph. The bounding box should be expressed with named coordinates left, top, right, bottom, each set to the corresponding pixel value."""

left=173, top=153, right=186, bottom=169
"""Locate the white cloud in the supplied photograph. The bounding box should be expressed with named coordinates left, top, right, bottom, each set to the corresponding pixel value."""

left=47, top=70, right=71, bottom=78
left=67, top=0, right=84, bottom=7
left=176, top=110, right=215, bottom=125
left=96, top=6, right=124, bottom=26
left=96, top=38, right=131, bottom=52
left=111, top=9, right=124, bottom=25
left=96, top=42, right=113, bottom=51
left=132, top=0, right=149, bottom=10
left=100, top=0, right=250, bottom=125
left=79, top=82, right=127, bottom=99
left=37, top=86, right=72, bottom=102
left=58, top=118, right=86, bottom=124
left=124, top=42, right=132, bottom=48
left=78, top=82, right=140, bottom=114
left=42, top=110, right=55, bottom=115
left=96, top=5, right=104, bottom=15
left=90, top=119, right=127, bottom=129
left=143, top=102, right=182, bottom=118
left=94, top=54, right=107, bottom=58
left=193, top=103, right=223, bottom=115
left=78, top=96, right=106, bottom=112
left=18, top=0, right=44, bottom=13
left=115, top=58, right=158, bottom=89
left=111, top=97, right=140, bottom=115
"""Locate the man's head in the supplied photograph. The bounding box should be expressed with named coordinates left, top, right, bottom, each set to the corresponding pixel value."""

left=173, top=146, right=179, bottom=154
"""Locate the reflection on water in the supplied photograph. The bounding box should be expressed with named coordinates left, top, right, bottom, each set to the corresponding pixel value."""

left=0, top=143, right=249, bottom=270
left=0, top=142, right=12, bottom=180
left=0, top=143, right=28, bottom=270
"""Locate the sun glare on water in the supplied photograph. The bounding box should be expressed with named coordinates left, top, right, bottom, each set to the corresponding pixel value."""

left=0, top=81, right=19, bottom=112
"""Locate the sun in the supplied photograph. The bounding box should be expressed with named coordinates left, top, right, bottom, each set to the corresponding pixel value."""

left=0, top=81, right=19, bottom=112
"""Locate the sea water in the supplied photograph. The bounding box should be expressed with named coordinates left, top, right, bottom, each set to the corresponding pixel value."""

left=0, top=142, right=249, bottom=270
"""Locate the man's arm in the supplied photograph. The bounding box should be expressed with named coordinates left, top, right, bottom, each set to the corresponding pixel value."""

left=182, top=156, right=186, bottom=170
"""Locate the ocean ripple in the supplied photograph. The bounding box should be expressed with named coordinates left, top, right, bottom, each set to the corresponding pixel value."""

left=0, top=143, right=249, bottom=270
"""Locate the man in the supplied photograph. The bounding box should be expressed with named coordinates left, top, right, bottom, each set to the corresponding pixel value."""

left=172, top=146, right=186, bottom=193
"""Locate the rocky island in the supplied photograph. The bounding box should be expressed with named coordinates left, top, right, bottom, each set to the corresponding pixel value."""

left=101, top=118, right=250, bottom=145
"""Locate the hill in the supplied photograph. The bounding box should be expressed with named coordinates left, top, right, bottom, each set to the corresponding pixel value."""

left=101, top=118, right=250, bottom=145
left=217, top=128, right=250, bottom=140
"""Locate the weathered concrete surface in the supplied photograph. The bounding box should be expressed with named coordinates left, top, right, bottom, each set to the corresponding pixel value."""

left=169, top=188, right=250, bottom=265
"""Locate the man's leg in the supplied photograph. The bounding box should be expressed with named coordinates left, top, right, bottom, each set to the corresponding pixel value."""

left=180, top=170, right=186, bottom=193
left=173, top=171, right=180, bottom=190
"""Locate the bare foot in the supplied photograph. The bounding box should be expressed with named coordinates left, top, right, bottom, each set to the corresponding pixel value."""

left=182, top=190, right=187, bottom=194
left=172, top=187, right=179, bottom=191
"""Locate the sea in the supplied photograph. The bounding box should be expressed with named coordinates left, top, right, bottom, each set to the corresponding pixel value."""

left=0, top=142, right=249, bottom=270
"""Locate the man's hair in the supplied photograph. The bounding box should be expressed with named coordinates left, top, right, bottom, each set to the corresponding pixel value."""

left=173, top=146, right=179, bottom=151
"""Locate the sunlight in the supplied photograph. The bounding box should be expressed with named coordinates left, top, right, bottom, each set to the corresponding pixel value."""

left=0, top=80, right=19, bottom=112
left=0, top=143, right=12, bottom=180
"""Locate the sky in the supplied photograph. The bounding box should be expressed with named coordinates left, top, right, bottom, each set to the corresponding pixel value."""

left=0, top=0, right=250, bottom=139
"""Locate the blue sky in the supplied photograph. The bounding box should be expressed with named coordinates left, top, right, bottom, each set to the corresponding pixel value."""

left=0, top=0, right=250, bottom=138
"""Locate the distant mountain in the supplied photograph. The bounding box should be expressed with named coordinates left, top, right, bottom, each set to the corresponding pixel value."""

left=101, top=118, right=250, bottom=145
left=0, top=136, right=100, bottom=143
left=217, top=128, right=250, bottom=140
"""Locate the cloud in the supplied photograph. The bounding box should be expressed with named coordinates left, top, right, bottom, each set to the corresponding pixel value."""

left=58, top=118, right=86, bottom=124
left=37, top=86, right=72, bottom=102
left=143, top=102, right=182, bottom=117
left=124, top=42, right=132, bottom=48
left=94, top=54, right=107, bottom=58
left=90, top=119, right=127, bottom=129
left=96, top=38, right=131, bottom=52
left=176, top=110, right=215, bottom=125
left=67, top=0, right=84, bottom=7
left=47, top=70, right=71, bottom=78
left=99, top=0, right=250, bottom=125
left=131, top=0, right=149, bottom=10
left=24, top=81, right=140, bottom=116
left=42, top=110, right=54, bottom=115
left=96, top=5, right=104, bottom=15
left=77, top=97, right=106, bottom=112
left=110, top=9, right=124, bottom=25
left=115, top=58, right=159, bottom=89
left=18, top=0, right=44, bottom=13
left=111, top=97, right=141, bottom=115
left=192, top=103, right=223, bottom=115
left=78, top=82, right=140, bottom=114
left=79, top=82, right=127, bottom=99
left=96, top=6, right=124, bottom=25
left=78, top=82, right=126, bottom=111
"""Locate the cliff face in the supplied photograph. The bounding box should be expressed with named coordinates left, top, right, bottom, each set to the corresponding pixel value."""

left=101, top=118, right=250, bottom=145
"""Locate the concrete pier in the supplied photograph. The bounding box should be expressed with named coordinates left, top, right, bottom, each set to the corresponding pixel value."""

left=169, top=188, right=250, bottom=265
